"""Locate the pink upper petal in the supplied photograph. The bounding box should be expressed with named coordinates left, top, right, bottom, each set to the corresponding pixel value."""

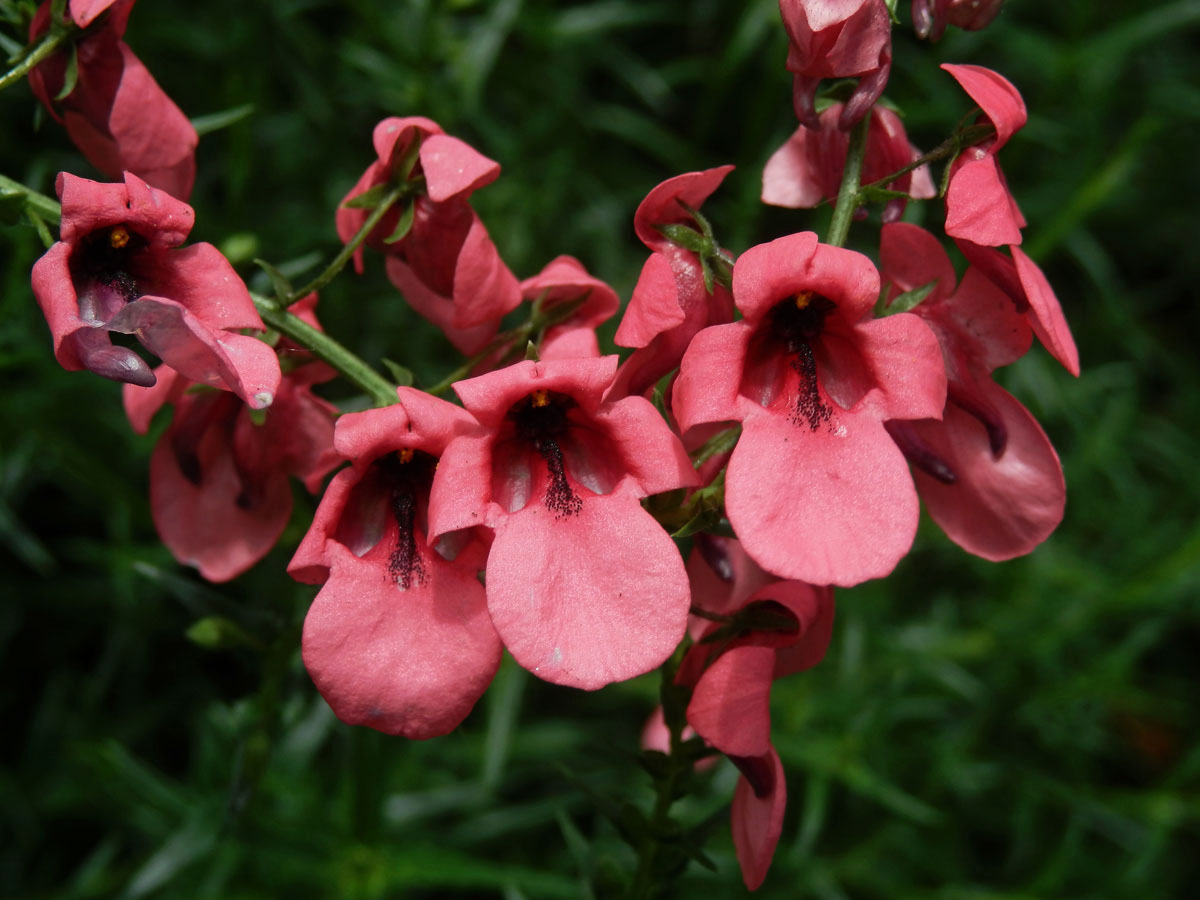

left=944, top=153, right=1025, bottom=247
left=453, top=357, right=619, bottom=430
left=726, top=407, right=920, bottom=586
left=371, top=116, right=443, bottom=166
left=68, top=0, right=120, bottom=26
left=731, top=746, right=787, bottom=891
left=419, top=133, right=502, bottom=203
left=941, top=63, right=1027, bottom=151
left=57, top=171, right=193, bottom=247
left=633, top=165, right=735, bottom=253
left=1012, top=246, right=1080, bottom=376
left=484, top=492, right=689, bottom=689
left=733, top=233, right=878, bottom=327
left=289, top=467, right=360, bottom=585
left=334, top=388, right=478, bottom=466
left=521, top=254, right=619, bottom=330
left=301, top=541, right=501, bottom=739
left=906, top=383, right=1066, bottom=560
left=687, top=645, right=775, bottom=758
left=936, top=266, right=1033, bottom=374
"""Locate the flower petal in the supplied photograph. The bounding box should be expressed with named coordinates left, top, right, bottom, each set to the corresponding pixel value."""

left=1012, top=246, right=1080, bottom=376
left=302, top=542, right=501, bottom=739
left=731, top=746, right=786, bottom=891
left=687, top=645, right=775, bottom=758
left=726, top=408, right=920, bottom=586
left=941, top=63, right=1027, bottom=150
left=908, top=383, right=1066, bottom=560
left=944, top=153, right=1024, bottom=247
left=485, top=493, right=689, bottom=689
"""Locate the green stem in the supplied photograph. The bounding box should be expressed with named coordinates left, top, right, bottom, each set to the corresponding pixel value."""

left=425, top=323, right=532, bottom=396
left=857, top=122, right=995, bottom=197
left=0, top=29, right=68, bottom=93
left=826, top=109, right=872, bottom=249
left=285, top=184, right=405, bottom=306
left=0, top=173, right=62, bottom=223
left=252, top=292, right=398, bottom=407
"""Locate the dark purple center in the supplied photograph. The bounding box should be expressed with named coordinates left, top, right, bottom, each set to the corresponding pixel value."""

left=510, top=391, right=582, bottom=518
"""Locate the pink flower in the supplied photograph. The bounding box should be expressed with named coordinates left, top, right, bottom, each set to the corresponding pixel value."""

left=779, top=0, right=892, bottom=130
left=289, top=388, right=502, bottom=739
left=32, top=172, right=280, bottom=407
left=428, top=357, right=698, bottom=689
left=674, top=232, right=946, bottom=586
left=520, top=255, right=618, bottom=360
left=762, top=101, right=935, bottom=221
left=880, top=223, right=1066, bottom=559
left=28, top=1, right=197, bottom=199
left=611, top=166, right=735, bottom=399
left=942, top=64, right=1027, bottom=247
left=913, top=0, right=1005, bottom=40
left=123, top=296, right=338, bottom=582
left=681, top=538, right=835, bottom=890
left=337, top=117, right=521, bottom=353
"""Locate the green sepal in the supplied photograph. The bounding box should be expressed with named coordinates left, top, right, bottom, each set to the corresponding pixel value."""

left=191, top=103, right=254, bottom=136
left=656, top=222, right=709, bottom=254
left=689, top=425, right=740, bottom=467
left=341, top=182, right=392, bottom=210
left=52, top=41, right=77, bottom=100
left=381, top=199, right=415, bottom=244
left=247, top=406, right=268, bottom=427
left=884, top=0, right=901, bottom=24
left=252, top=258, right=294, bottom=303
left=859, top=185, right=912, bottom=205
left=523, top=340, right=539, bottom=361
left=876, top=279, right=937, bottom=317
left=49, top=0, right=66, bottom=21
left=381, top=358, right=414, bottom=387
left=395, top=135, right=423, bottom=180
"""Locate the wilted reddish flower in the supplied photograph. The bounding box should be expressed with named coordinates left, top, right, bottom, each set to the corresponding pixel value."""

left=942, top=63, right=1027, bottom=247
left=779, top=0, right=892, bottom=130
left=674, top=232, right=946, bottom=586
left=32, top=172, right=279, bottom=407
left=123, top=296, right=338, bottom=582
left=955, top=238, right=1080, bottom=377
left=880, top=223, right=1066, bottom=559
left=519, top=255, right=618, bottom=360
left=28, top=0, right=197, bottom=199
left=289, top=388, right=502, bottom=739
left=338, top=116, right=521, bottom=353
left=429, top=357, right=697, bottom=689
left=913, top=0, right=1005, bottom=40
left=610, top=166, right=735, bottom=399
left=762, top=101, right=935, bottom=221
left=681, top=537, right=835, bottom=890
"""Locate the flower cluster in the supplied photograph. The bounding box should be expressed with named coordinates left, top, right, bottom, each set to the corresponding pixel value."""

left=18, top=0, right=1079, bottom=890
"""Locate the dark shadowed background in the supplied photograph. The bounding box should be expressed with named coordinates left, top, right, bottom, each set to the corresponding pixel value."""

left=1, top=0, right=1197, bottom=896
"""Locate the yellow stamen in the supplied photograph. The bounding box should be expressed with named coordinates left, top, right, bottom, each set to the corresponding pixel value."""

left=795, top=290, right=813, bottom=310
left=109, top=226, right=130, bottom=249
left=397, top=447, right=414, bottom=464
left=531, top=389, right=551, bottom=408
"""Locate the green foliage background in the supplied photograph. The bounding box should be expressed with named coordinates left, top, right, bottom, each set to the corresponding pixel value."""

left=1, top=0, right=1198, bottom=896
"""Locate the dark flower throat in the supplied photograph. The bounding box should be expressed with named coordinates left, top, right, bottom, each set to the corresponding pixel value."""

left=511, top=390, right=582, bottom=518
left=770, top=291, right=836, bottom=431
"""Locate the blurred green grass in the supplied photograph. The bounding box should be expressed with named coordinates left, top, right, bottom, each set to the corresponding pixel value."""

left=1, top=0, right=1198, bottom=896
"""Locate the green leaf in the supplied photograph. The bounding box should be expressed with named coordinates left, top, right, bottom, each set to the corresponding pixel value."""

left=879, top=280, right=937, bottom=317
left=52, top=41, right=77, bottom=101
left=859, top=185, right=912, bottom=205
left=883, top=0, right=901, bottom=24
left=382, top=199, right=416, bottom=244
left=190, top=102, right=254, bottom=136
left=523, top=340, right=539, bottom=361
left=251, top=258, right=294, bottom=303
left=382, top=358, right=414, bottom=387
left=341, top=182, right=391, bottom=210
